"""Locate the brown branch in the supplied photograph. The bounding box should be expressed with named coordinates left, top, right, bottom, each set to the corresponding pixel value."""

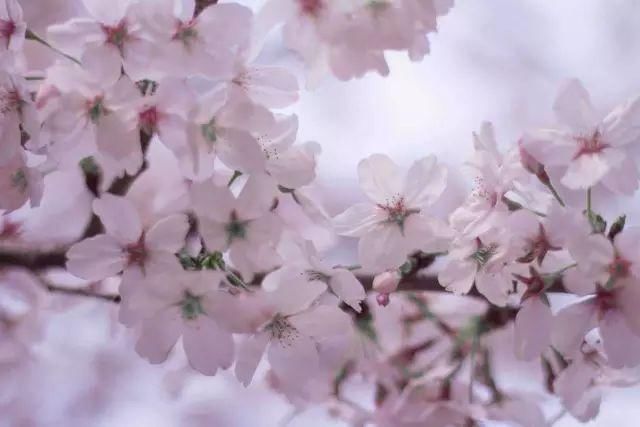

left=0, top=249, right=67, bottom=270
left=194, top=0, right=219, bottom=17
left=45, top=283, right=121, bottom=303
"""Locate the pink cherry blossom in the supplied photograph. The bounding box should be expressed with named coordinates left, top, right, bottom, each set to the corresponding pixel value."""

left=0, top=149, right=43, bottom=212
left=124, top=270, right=236, bottom=375
left=438, top=228, right=522, bottom=306
left=66, top=193, right=188, bottom=282
left=234, top=276, right=352, bottom=390
left=47, top=0, right=158, bottom=83
left=551, top=277, right=640, bottom=368
left=0, top=0, right=25, bottom=56
left=190, top=175, right=282, bottom=279
left=139, top=0, right=252, bottom=78
left=522, top=79, right=640, bottom=193
left=513, top=294, right=552, bottom=361
left=270, top=237, right=365, bottom=311
left=182, top=85, right=269, bottom=178
left=333, top=153, right=449, bottom=270
left=450, top=122, right=531, bottom=237
left=229, top=49, right=299, bottom=109
left=257, top=113, right=320, bottom=189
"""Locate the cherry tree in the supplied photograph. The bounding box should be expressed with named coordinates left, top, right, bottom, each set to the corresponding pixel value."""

left=2, top=0, right=640, bottom=425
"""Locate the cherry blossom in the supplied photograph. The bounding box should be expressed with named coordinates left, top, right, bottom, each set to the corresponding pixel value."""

left=124, top=270, right=237, bottom=375
left=4, top=0, right=640, bottom=424
left=333, top=153, right=449, bottom=271
left=66, top=193, right=189, bottom=282
left=139, top=0, right=252, bottom=78
left=229, top=49, right=299, bottom=109
left=271, top=237, right=366, bottom=311
left=522, top=79, right=640, bottom=193
left=438, top=227, right=521, bottom=306
left=0, top=0, right=25, bottom=57
left=257, top=113, right=320, bottom=189
left=0, top=148, right=43, bottom=212
left=182, top=85, right=270, bottom=178
left=47, top=0, right=157, bottom=83
left=450, top=122, right=530, bottom=237
left=190, top=175, right=282, bottom=279
left=234, top=276, right=352, bottom=390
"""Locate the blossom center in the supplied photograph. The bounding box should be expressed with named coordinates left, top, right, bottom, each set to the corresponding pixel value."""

left=11, top=169, right=27, bottom=193
left=181, top=291, right=204, bottom=320
left=87, top=96, right=106, bottom=123
left=378, top=195, right=418, bottom=229
left=126, top=236, right=147, bottom=267
left=201, top=118, right=217, bottom=146
left=0, top=19, right=16, bottom=42
left=0, top=220, right=21, bottom=240
left=102, top=20, right=129, bottom=50
left=298, top=0, right=324, bottom=16
left=305, top=270, right=330, bottom=283
left=173, top=20, right=199, bottom=49
left=257, top=134, right=280, bottom=160
left=225, top=212, right=248, bottom=243
left=470, top=239, right=498, bottom=267
left=139, top=106, right=159, bottom=134
left=471, top=177, right=499, bottom=206
left=608, top=255, right=631, bottom=280
left=267, top=315, right=299, bottom=345
left=0, top=86, right=22, bottom=115
left=574, top=130, right=609, bottom=159
left=596, top=288, right=617, bottom=314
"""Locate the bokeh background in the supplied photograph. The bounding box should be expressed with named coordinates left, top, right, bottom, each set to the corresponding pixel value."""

left=7, top=0, right=640, bottom=425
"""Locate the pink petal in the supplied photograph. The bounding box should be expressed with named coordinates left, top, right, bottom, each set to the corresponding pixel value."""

left=328, top=269, right=366, bottom=312
left=553, top=79, right=598, bottom=132
left=93, top=194, right=142, bottom=245
left=600, top=309, right=640, bottom=368
left=240, top=66, right=299, bottom=109
left=358, top=224, right=407, bottom=270
left=135, top=307, right=182, bottom=364
left=236, top=174, right=278, bottom=220
left=267, top=331, right=319, bottom=389
left=235, top=332, right=269, bottom=387
left=190, top=180, right=235, bottom=222
left=183, top=315, right=234, bottom=375
left=289, top=305, right=352, bottom=340
left=66, top=235, right=126, bottom=280
left=402, top=155, right=447, bottom=208
left=146, top=214, right=189, bottom=253
left=514, top=296, right=552, bottom=361
left=265, top=272, right=326, bottom=316
left=357, top=154, right=402, bottom=205
left=332, top=202, right=380, bottom=238
left=551, top=299, right=597, bottom=357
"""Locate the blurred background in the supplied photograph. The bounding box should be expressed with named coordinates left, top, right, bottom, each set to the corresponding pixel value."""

left=8, top=0, right=640, bottom=425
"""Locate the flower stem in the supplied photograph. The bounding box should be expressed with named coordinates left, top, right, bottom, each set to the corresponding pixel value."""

left=25, top=29, right=81, bottom=65
left=544, top=180, right=565, bottom=207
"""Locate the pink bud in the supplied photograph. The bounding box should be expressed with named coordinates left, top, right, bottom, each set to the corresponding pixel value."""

left=372, top=270, right=401, bottom=294
left=518, top=140, right=549, bottom=185
left=376, top=293, right=390, bottom=307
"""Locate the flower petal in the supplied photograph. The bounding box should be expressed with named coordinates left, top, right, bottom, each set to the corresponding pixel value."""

left=93, top=194, right=142, bottom=245
left=551, top=299, right=597, bottom=357
left=514, top=296, right=552, bottom=361
left=235, top=332, right=270, bottom=386
left=183, top=315, right=234, bottom=375
left=66, top=235, right=126, bottom=280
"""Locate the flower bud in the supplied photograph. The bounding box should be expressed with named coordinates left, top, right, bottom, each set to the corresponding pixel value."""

left=518, top=140, right=549, bottom=185
left=376, top=293, right=390, bottom=307
left=372, top=270, right=401, bottom=294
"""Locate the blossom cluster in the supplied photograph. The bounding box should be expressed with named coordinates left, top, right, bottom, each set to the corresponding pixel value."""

left=2, top=0, right=640, bottom=426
